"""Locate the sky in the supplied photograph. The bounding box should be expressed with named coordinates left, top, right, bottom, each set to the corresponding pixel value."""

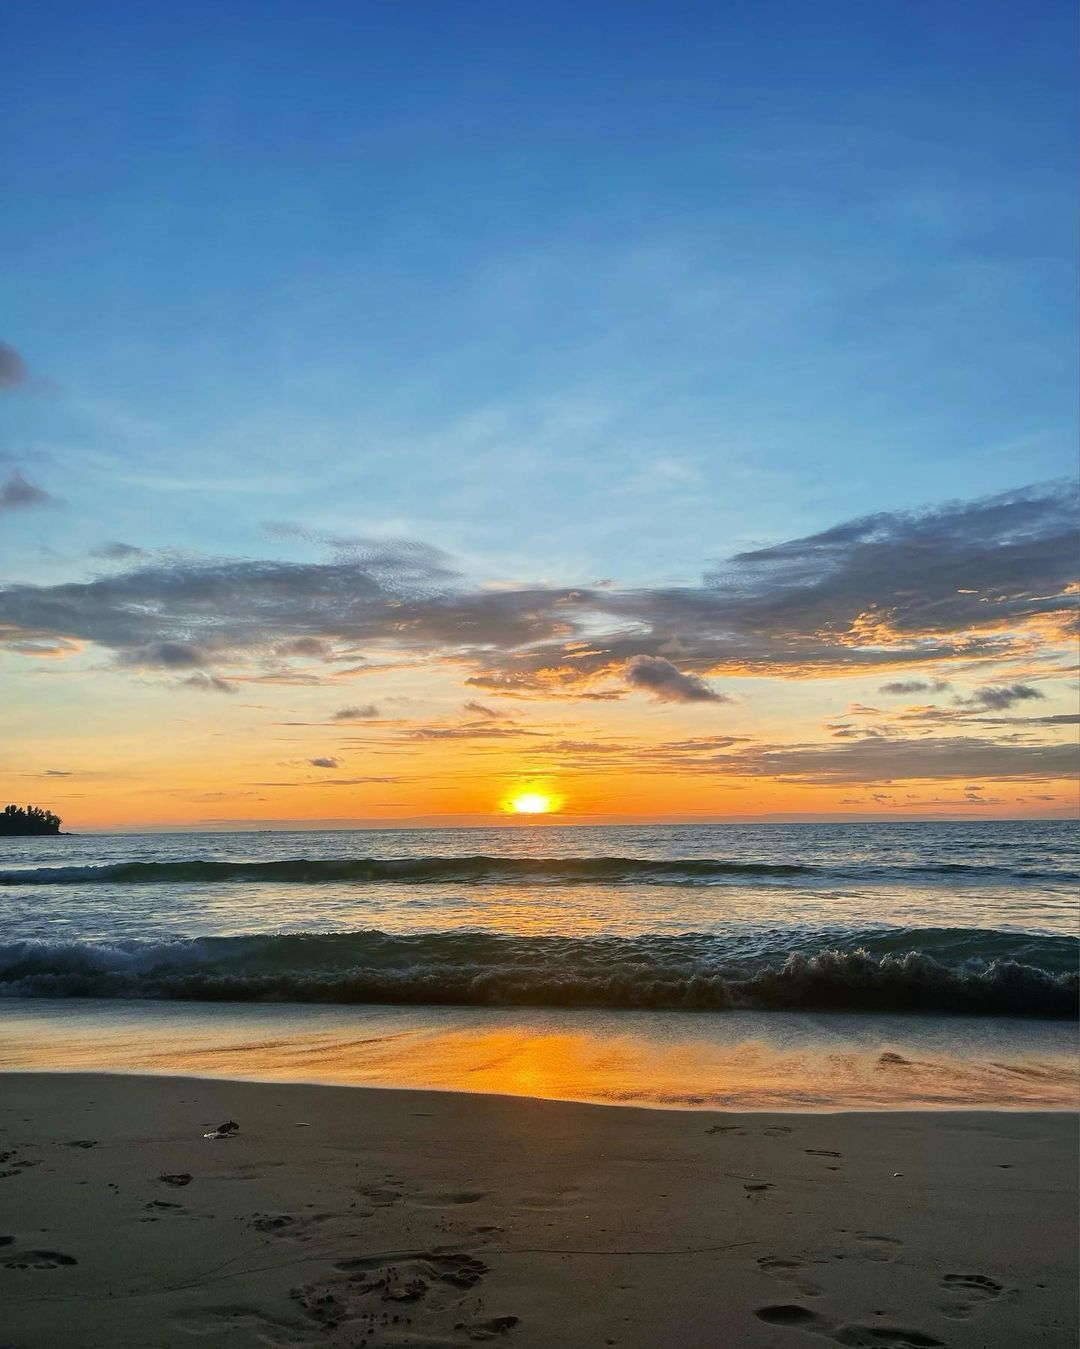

left=1, top=0, right=1077, bottom=829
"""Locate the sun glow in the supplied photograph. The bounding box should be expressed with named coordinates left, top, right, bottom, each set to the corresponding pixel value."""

left=506, top=791, right=557, bottom=815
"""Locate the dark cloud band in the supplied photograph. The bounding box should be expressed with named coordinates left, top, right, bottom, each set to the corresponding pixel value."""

left=0, top=482, right=1075, bottom=698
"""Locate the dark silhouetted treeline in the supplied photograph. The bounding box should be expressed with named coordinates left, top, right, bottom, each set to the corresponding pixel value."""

left=0, top=805, right=62, bottom=835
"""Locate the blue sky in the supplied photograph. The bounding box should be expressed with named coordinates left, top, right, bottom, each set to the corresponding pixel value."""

left=4, top=0, right=1076, bottom=575
left=1, top=1, right=1076, bottom=826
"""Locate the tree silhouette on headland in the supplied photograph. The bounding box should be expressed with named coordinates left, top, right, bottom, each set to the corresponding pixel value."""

left=0, top=805, right=62, bottom=836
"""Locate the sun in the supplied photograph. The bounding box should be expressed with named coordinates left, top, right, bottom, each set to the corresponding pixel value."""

left=506, top=791, right=558, bottom=815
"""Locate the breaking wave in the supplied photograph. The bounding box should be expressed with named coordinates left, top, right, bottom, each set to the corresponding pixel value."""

left=1, top=855, right=1075, bottom=887
left=1, top=929, right=1075, bottom=1017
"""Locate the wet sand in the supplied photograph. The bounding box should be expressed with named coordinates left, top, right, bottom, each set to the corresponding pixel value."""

left=4, top=998, right=1076, bottom=1111
left=1, top=1072, right=1076, bottom=1347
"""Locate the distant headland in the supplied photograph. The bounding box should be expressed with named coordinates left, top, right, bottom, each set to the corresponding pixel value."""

left=1, top=805, right=63, bottom=836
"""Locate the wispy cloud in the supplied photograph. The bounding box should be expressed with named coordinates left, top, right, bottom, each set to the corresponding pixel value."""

left=0, top=341, right=29, bottom=389
left=879, top=678, right=951, bottom=695
left=0, top=470, right=55, bottom=512
left=463, top=700, right=507, bottom=719
left=0, top=483, right=1074, bottom=703
left=332, top=704, right=381, bottom=721
left=247, top=776, right=401, bottom=787
left=624, top=654, right=729, bottom=703
left=681, top=735, right=1077, bottom=784
left=408, top=721, right=544, bottom=741
left=955, top=683, right=1044, bottom=711
left=179, top=673, right=237, bottom=694
left=515, top=729, right=1075, bottom=786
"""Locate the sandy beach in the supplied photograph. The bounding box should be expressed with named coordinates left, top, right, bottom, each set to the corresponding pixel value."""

left=1, top=1073, right=1075, bottom=1348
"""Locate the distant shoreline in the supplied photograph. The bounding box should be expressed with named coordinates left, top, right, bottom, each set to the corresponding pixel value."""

left=23, top=816, right=1076, bottom=836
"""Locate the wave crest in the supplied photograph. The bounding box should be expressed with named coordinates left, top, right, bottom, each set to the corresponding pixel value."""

left=0, top=856, right=820, bottom=886
left=2, top=854, right=1075, bottom=887
left=0, top=931, right=1074, bottom=1017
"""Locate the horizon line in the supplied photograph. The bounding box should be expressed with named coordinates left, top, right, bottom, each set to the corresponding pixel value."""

left=62, top=810, right=1078, bottom=833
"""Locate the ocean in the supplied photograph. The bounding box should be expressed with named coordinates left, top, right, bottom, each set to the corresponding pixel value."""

left=1, top=820, right=1077, bottom=1109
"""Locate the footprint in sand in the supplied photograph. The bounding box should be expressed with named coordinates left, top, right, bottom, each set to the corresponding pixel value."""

left=754, top=1304, right=943, bottom=1347
left=158, top=1172, right=192, bottom=1187
left=292, top=1249, right=490, bottom=1332
left=249, top=1210, right=336, bottom=1241
left=758, top=1255, right=825, bottom=1298
left=756, top=1304, right=824, bottom=1327
left=332, top=1250, right=489, bottom=1289
left=0, top=1152, right=40, bottom=1180
left=358, top=1181, right=407, bottom=1208
left=830, top=1328, right=943, bottom=1347
left=939, top=1272, right=1005, bottom=1318
left=249, top=1212, right=300, bottom=1234
left=2, top=1249, right=78, bottom=1271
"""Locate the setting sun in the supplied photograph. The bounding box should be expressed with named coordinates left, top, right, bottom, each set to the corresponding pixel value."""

left=507, top=792, right=557, bottom=815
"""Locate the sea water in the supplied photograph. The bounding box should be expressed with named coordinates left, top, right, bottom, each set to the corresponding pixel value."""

left=1, top=821, right=1076, bottom=1109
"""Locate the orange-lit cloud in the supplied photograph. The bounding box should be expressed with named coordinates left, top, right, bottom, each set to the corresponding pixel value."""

left=1, top=482, right=1076, bottom=827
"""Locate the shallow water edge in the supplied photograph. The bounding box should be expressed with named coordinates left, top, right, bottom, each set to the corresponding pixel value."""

left=2, top=998, right=1075, bottom=1111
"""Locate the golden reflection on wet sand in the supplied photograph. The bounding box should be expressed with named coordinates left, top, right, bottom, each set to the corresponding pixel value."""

left=2, top=1000, right=1076, bottom=1110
